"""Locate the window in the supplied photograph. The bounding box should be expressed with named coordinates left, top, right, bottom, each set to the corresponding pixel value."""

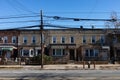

left=52, top=49, right=65, bottom=56
left=85, top=49, right=99, bottom=57
left=85, top=50, right=89, bottom=57
left=91, top=36, right=96, bottom=43
left=31, top=50, right=34, bottom=55
left=32, top=36, right=36, bottom=44
left=23, top=36, right=27, bottom=44
left=36, top=50, right=41, bottom=56
left=0, top=36, right=3, bottom=41
left=100, top=35, right=105, bottom=44
left=0, top=50, right=2, bottom=56
left=52, top=36, right=56, bottom=43
left=56, top=49, right=62, bottom=56
left=53, top=49, right=55, bottom=56
left=94, top=49, right=99, bottom=57
left=82, top=35, right=86, bottom=44
left=12, top=36, right=17, bottom=43
left=90, top=49, right=94, bottom=57
left=70, top=36, right=74, bottom=43
left=63, top=49, right=65, bottom=55
left=61, top=37, right=65, bottom=43
left=4, top=36, right=8, bottom=43
left=22, top=50, right=29, bottom=56
left=113, top=35, right=117, bottom=43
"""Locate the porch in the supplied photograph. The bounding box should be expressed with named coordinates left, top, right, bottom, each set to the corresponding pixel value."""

left=0, top=44, right=19, bottom=65
left=79, top=44, right=110, bottom=62
left=49, top=44, right=77, bottom=63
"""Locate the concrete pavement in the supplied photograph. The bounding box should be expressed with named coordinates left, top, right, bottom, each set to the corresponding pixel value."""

left=0, top=70, right=120, bottom=80
left=0, top=64, right=120, bottom=70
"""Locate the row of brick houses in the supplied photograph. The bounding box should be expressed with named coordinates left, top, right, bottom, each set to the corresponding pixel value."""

left=0, top=28, right=119, bottom=64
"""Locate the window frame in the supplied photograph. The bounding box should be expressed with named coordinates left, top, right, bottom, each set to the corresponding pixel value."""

left=12, top=36, right=17, bottom=43
left=85, top=49, right=99, bottom=57
left=82, top=35, right=86, bottom=44
left=52, top=36, right=56, bottom=43
left=23, top=36, right=27, bottom=44
left=61, top=36, right=65, bottom=43
left=100, top=35, right=105, bottom=44
left=22, top=49, right=29, bottom=57
left=3, top=36, right=8, bottom=43
left=52, top=49, right=65, bottom=56
left=70, top=36, right=74, bottom=43
left=91, top=35, right=96, bottom=44
left=32, top=36, right=36, bottom=44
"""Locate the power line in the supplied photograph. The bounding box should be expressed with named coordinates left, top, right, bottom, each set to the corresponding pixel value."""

left=2, top=25, right=40, bottom=30
left=44, top=15, right=118, bottom=22
left=0, top=15, right=40, bottom=20
left=0, top=20, right=40, bottom=24
left=5, top=0, right=22, bottom=14
left=13, top=0, right=37, bottom=14
left=43, top=11, right=120, bottom=14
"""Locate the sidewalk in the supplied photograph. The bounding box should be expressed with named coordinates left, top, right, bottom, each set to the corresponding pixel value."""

left=0, top=64, right=120, bottom=70
left=43, top=64, right=120, bottom=70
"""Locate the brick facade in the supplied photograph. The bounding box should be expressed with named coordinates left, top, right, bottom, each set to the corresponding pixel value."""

left=0, top=30, right=20, bottom=64
left=0, top=29, right=119, bottom=64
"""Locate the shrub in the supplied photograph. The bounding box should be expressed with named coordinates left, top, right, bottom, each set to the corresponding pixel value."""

left=28, top=54, right=52, bottom=65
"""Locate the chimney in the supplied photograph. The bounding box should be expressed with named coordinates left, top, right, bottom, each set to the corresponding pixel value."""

left=92, top=25, right=94, bottom=29
left=80, top=26, right=83, bottom=29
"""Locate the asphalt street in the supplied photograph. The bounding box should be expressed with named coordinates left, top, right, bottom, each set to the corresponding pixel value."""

left=0, top=69, right=120, bottom=80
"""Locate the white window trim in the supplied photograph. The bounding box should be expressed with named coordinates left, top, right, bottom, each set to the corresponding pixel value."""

left=31, top=36, right=36, bottom=44
left=70, top=36, right=74, bottom=43
left=91, top=36, right=96, bottom=43
left=52, top=49, right=65, bottom=56
left=100, top=35, right=105, bottom=43
left=52, top=36, right=57, bottom=43
left=3, top=36, right=8, bottom=43
left=23, top=36, right=27, bottom=44
left=22, top=49, right=30, bottom=57
left=29, top=49, right=34, bottom=57
left=82, top=35, right=86, bottom=44
left=12, top=36, right=16, bottom=43
left=61, top=36, right=65, bottom=43
left=85, top=49, right=99, bottom=57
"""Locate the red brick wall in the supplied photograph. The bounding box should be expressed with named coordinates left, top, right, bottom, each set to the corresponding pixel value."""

left=0, top=30, right=20, bottom=43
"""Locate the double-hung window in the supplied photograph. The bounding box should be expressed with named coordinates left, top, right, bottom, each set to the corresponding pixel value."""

left=52, top=49, right=65, bottom=56
left=23, top=36, right=27, bottom=44
left=91, top=36, right=96, bottom=44
left=85, top=49, right=99, bottom=57
left=70, top=36, right=74, bottom=43
left=100, top=35, right=105, bottom=44
left=82, top=35, right=86, bottom=44
left=4, top=36, right=8, bottom=43
left=12, top=36, right=17, bottom=43
left=61, top=37, right=65, bottom=43
left=52, top=36, right=56, bottom=43
left=32, top=36, right=36, bottom=44
left=22, top=49, right=29, bottom=56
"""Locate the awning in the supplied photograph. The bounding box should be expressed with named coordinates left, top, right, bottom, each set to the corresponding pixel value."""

left=0, top=46, right=17, bottom=51
left=48, top=44, right=76, bottom=49
left=2, top=47, right=13, bottom=51
left=51, top=46, right=66, bottom=49
left=102, top=46, right=110, bottom=50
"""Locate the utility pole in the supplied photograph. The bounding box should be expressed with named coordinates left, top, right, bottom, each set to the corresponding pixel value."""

left=40, top=10, right=44, bottom=69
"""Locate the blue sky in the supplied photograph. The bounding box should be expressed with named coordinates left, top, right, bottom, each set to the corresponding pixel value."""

left=0, top=0, right=120, bottom=29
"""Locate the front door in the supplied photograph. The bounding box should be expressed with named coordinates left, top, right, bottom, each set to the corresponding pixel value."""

left=6, top=51, right=11, bottom=59
left=69, top=49, right=75, bottom=60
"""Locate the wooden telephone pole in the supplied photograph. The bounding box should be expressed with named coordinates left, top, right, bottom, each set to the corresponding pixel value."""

left=40, top=10, right=44, bottom=69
